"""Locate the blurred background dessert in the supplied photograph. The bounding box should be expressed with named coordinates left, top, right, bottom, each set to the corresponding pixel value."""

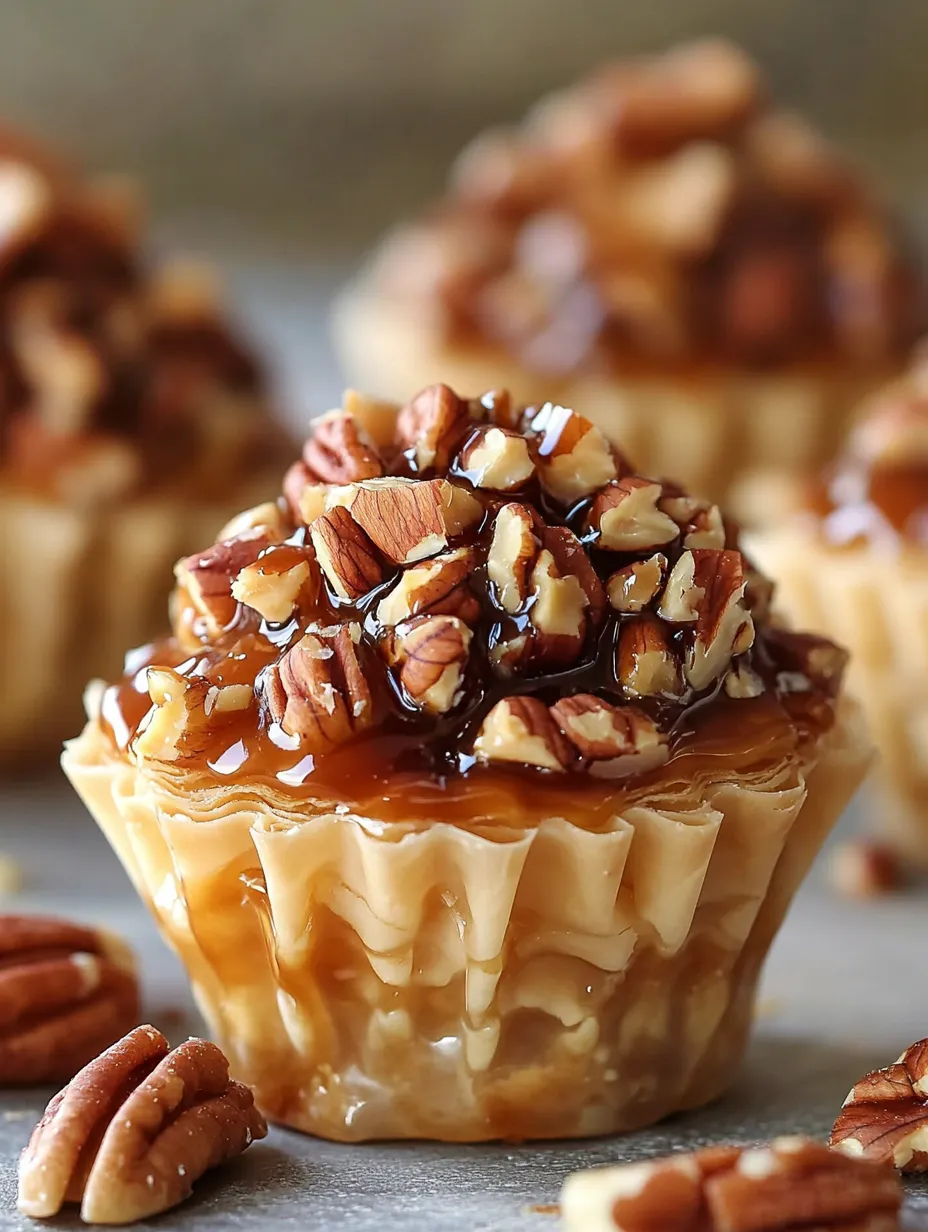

left=0, top=129, right=292, bottom=764
left=751, top=349, right=928, bottom=867
left=335, top=39, right=923, bottom=522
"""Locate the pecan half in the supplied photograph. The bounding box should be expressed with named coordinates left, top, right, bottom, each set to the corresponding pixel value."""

left=382, top=615, right=472, bottom=713
left=523, top=402, right=618, bottom=503
left=551, top=695, right=669, bottom=778
left=589, top=478, right=680, bottom=551
left=473, top=697, right=574, bottom=771
left=302, top=407, right=386, bottom=484
left=18, top=1026, right=267, bottom=1224
left=561, top=1136, right=900, bottom=1232
left=607, top=553, right=668, bottom=613
left=0, top=915, right=139, bottom=1086
left=456, top=425, right=535, bottom=490
left=263, top=623, right=372, bottom=751
left=326, top=477, right=481, bottom=565
left=310, top=504, right=385, bottom=601
left=832, top=1038, right=928, bottom=1171
left=175, top=527, right=277, bottom=634
left=231, top=542, right=321, bottom=624
left=376, top=547, right=480, bottom=626
left=617, top=614, right=682, bottom=697
left=396, top=383, right=474, bottom=473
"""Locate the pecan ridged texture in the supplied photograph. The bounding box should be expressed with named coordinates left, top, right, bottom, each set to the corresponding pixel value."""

left=832, top=1037, right=928, bottom=1172
left=0, top=915, right=140, bottom=1087
left=560, top=1136, right=900, bottom=1232
left=18, top=1025, right=267, bottom=1224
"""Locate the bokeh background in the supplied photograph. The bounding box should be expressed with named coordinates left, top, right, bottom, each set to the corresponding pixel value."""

left=1, top=0, right=926, bottom=428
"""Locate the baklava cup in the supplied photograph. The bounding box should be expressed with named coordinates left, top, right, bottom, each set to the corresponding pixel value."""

left=65, top=384, right=870, bottom=1141
left=752, top=349, right=928, bottom=864
left=335, top=40, right=921, bottom=520
left=0, top=135, right=290, bottom=761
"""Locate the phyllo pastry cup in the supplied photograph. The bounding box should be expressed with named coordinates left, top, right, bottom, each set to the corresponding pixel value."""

left=752, top=349, right=928, bottom=865
left=335, top=40, right=922, bottom=521
left=64, top=385, right=871, bottom=1141
left=0, top=132, right=291, bottom=763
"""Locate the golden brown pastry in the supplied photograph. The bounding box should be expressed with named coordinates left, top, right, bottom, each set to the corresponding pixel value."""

left=335, top=40, right=922, bottom=520
left=64, top=384, right=870, bottom=1141
left=0, top=133, right=291, bottom=762
left=751, top=346, right=928, bottom=865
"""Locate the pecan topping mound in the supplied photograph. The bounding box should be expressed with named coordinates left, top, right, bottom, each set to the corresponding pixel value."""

left=561, top=1136, right=900, bottom=1232
left=0, top=914, right=139, bottom=1085
left=18, top=1025, right=267, bottom=1224
left=116, top=384, right=845, bottom=781
left=832, top=1038, right=928, bottom=1172
left=372, top=40, right=919, bottom=374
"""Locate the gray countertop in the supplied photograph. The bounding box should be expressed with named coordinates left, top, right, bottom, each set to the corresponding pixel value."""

left=2, top=264, right=928, bottom=1228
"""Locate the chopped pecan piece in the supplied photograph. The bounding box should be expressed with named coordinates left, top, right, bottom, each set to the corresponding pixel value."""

left=658, top=549, right=754, bottom=690
left=832, top=1038, right=928, bottom=1171
left=175, top=527, right=276, bottom=633
left=383, top=615, right=472, bottom=714
left=376, top=547, right=480, bottom=626
left=487, top=506, right=601, bottom=669
left=263, top=623, right=372, bottom=751
left=589, top=478, right=680, bottom=551
left=0, top=915, right=139, bottom=1086
left=232, top=543, right=321, bottom=623
left=551, top=695, right=669, bottom=778
left=456, top=425, right=535, bottom=490
left=607, top=553, right=668, bottom=613
left=326, top=477, right=481, bottom=565
left=310, top=504, right=385, bottom=601
left=282, top=459, right=329, bottom=525
left=487, top=502, right=539, bottom=614
left=473, top=697, right=574, bottom=771
left=524, top=402, right=618, bottom=503
left=302, top=407, right=385, bottom=483
left=724, top=661, right=765, bottom=699
left=395, top=383, right=474, bottom=473
left=617, top=614, right=682, bottom=697
left=133, top=670, right=212, bottom=763
left=341, top=389, right=401, bottom=449
left=766, top=629, right=849, bottom=697
left=660, top=495, right=726, bottom=548
left=18, top=1026, right=266, bottom=1223
left=561, top=1136, right=900, bottom=1232
left=217, top=499, right=291, bottom=543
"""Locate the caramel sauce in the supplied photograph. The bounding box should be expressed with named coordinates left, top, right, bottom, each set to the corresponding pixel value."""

left=808, top=461, right=928, bottom=547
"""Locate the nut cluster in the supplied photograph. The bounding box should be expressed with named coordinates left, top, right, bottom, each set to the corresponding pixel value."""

left=374, top=39, right=919, bottom=371
left=129, top=383, right=843, bottom=777
left=0, top=136, right=286, bottom=502
left=831, top=1037, right=928, bottom=1173
left=18, top=1024, right=267, bottom=1224
left=561, top=1136, right=900, bottom=1232
left=0, top=914, right=140, bottom=1085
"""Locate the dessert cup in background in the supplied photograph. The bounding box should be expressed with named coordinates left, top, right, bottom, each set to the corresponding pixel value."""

left=751, top=348, right=928, bottom=866
left=65, top=384, right=870, bottom=1141
left=334, top=40, right=922, bottom=522
left=0, top=130, right=292, bottom=764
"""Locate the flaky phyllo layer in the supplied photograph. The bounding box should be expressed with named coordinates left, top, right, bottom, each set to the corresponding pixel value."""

left=66, top=382, right=870, bottom=1139
left=65, top=695, right=869, bottom=1140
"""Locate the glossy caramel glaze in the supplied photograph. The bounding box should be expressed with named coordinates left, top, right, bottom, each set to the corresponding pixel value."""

left=97, top=386, right=842, bottom=822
